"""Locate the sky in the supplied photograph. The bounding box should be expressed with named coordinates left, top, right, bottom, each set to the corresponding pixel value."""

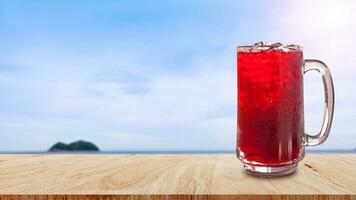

left=0, top=0, right=355, bottom=151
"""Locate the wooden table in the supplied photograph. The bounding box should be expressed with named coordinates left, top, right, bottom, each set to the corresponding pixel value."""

left=0, top=154, right=355, bottom=200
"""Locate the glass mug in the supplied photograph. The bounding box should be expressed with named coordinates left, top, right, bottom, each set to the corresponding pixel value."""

left=236, top=42, right=334, bottom=177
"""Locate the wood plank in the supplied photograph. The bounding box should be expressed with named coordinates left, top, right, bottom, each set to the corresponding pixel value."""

left=0, top=154, right=355, bottom=199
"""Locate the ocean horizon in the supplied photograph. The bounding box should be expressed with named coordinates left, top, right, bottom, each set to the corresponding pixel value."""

left=0, top=149, right=355, bottom=154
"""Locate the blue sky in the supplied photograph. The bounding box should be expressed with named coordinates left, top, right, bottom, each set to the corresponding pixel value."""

left=0, top=0, right=355, bottom=151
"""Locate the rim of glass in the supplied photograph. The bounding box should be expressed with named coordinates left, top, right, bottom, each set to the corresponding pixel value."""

left=237, top=43, right=303, bottom=52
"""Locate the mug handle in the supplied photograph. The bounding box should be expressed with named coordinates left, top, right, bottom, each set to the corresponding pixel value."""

left=303, top=59, right=335, bottom=146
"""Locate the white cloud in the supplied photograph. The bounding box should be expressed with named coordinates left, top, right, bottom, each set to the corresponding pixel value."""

left=0, top=42, right=238, bottom=151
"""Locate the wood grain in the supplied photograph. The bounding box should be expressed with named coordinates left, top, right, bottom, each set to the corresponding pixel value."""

left=0, top=154, right=355, bottom=200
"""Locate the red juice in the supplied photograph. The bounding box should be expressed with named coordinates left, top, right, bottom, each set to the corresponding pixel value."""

left=237, top=49, right=304, bottom=166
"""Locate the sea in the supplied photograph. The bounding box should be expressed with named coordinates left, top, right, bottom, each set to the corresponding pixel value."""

left=0, top=149, right=355, bottom=154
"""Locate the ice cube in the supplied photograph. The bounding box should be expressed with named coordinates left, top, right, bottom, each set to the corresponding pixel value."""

left=238, top=42, right=301, bottom=53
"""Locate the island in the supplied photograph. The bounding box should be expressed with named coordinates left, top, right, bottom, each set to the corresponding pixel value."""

left=48, top=140, right=99, bottom=152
